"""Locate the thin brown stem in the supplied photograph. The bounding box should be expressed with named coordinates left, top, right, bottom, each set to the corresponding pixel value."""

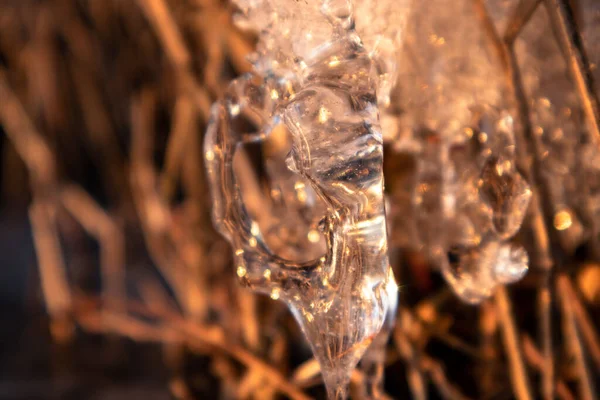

left=160, top=95, right=195, bottom=202
left=522, top=335, right=576, bottom=400
left=420, top=356, right=472, bottom=400
left=544, top=0, right=600, bottom=145
left=60, top=185, right=126, bottom=313
left=561, top=276, right=600, bottom=370
left=479, top=301, right=498, bottom=394
left=556, top=274, right=597, bottom=400
left=495, top=287, right=533, bottom=400
left=130, top=89, right=208, bottom=320
left=537, top=282, right=554, bottom=400
left=74, top=296, right=311, bottom=400
left=29, top=200, right=73, bottom=342
left=135, top=0, right=211, bottom=119
left=394, top=311, right=427, bottom=400
left=53, top=0, right=129, bottom=206
left=503, top=0, right=543, bottom=45
left=0, top=69, right=56, bottom=187
left=0, top=69, right=72, bottom=339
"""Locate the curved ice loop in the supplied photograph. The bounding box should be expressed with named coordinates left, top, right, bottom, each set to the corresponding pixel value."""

left=205, top=75, right=320, bottom=299
left=205, top=30, right=397, bottom=400
left=262, top=123, right=328, bottom=262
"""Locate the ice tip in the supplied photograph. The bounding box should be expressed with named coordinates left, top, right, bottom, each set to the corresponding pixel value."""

left=323, top=369, right=351, bottom=400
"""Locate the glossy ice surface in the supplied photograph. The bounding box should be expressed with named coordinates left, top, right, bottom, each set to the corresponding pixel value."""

left=203, top=0, right=556, bottom=396
left=204, top=2, right=397, bottom=398
left=385, top=0, right=533, bottom=303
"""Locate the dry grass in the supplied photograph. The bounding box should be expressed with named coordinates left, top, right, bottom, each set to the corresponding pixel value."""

left=0, top=0, right=598, bottom=399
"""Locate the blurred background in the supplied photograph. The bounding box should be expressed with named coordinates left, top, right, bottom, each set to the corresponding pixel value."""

left=0, top=0, right=598, bottom=399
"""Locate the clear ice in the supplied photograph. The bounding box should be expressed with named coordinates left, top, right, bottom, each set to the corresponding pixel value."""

left=205, top=0, right=541, bottom=396
left=204, top=0, right=398, bottom=398
left=385, top=0, right=533, bottom=303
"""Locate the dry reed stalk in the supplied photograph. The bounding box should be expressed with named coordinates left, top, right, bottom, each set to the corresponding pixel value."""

left=557, top=275, right=597, bottom=400
left=0, top=1, right=598, bottom=399
left=60, top=185, right=126, bottom=314
left=522, top=335, right=576, bottom=400
left=0, top=69, right=73, bottom=340
left=393, top=310, right=427, bottom=400
left=74, top=294, right=312, bottom=400
left=495, top=287, right=533, bottom=400
left=560, top=276, right=600, bottom=369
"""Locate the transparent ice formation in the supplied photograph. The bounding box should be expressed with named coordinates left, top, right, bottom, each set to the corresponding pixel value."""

left=205, top=1, right=398, bottom=398
left=382, top=0, right=533, bottom=303
left=205, top=0, right=550, bottom=395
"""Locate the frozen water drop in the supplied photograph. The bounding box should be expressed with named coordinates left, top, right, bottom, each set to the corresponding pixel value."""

left=494, top=242, right=529, bottom=284
left=480, top=157, right=532, bottom=240
left=442, top=240, right=530, bottom=304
